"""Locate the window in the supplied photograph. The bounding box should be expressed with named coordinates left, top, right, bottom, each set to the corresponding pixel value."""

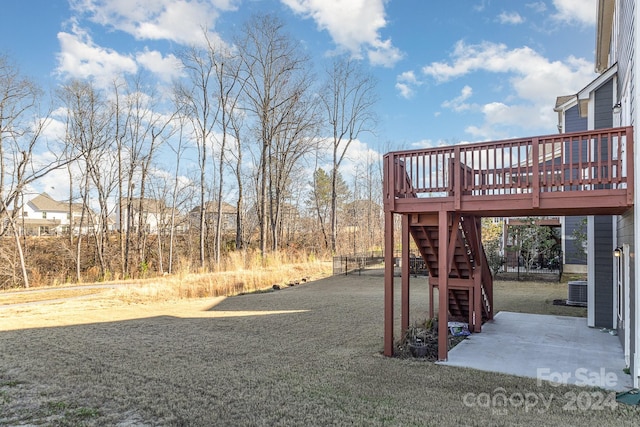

left=42, top=212, right=47, bottom=219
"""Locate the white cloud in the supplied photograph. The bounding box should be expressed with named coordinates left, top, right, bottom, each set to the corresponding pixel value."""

left=56, top=26, right=183, bottom=88
left=526, top=2, right=547, bottom=13
left=368, top=38, right=404, bottom=68
left=422, top=41, right=595, bottom=100
left=281, top=0, right=403, bottom=67
left=498, top=11, right=524, bottom=25
left=474, top=1, right=488, bottom=12
left=68, top=0, right=236, bottom=46
left=395, top=71, right=421, bottom=99
left=38, top=116, right=67, bottom=146
left=395, top=82, right=412, bottom=99
left=29, top=151, right=73, bottom=201
left=421, top=40, right=597, bottom=140
left=316, top=137, right=381, bottom=183
left=411, top=139, right=435, bottom=149
left=551, top=0, right=596, bottom=26
left=56, top=24, right=137, bottom=86
left=442, top=85, right=473, bottom=112
left=424, top=41, right=542, bottom=83
left=136, top=49, right=184, bottom=82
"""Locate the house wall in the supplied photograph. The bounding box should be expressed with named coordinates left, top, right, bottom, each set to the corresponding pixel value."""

left=610, top=0, right=637, bottom=383
left=562, top=104, right=588, bottom=270
left=23, top=204, right=70, bottom=230
left=593, top=215, right=614, bottom=328
left=616, top=0, right=634, bottom=98
left=564, top=103, right=587, bottom=131
left=594, top=79, right=614, bottom=129
left=592, top=79, right=615, bottom=329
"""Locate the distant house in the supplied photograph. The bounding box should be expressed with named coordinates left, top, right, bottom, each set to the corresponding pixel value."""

left=189, top=201, right=237, bottom=234
left=117, top=197, right=185, bottom=234
left=10, top=192, right=88, bottom=236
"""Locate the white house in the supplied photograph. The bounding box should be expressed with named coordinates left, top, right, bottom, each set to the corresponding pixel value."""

left=118, top=197, right=186, bottom=234
left=12, top=192, right=87, bottom=236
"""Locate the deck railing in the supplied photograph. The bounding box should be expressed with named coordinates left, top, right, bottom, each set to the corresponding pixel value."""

left=384, top=126, right=634, bottom=210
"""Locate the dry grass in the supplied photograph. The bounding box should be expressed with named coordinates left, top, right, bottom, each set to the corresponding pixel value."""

left=0, top=273, right=637, bottom=426
left=0, top=260, right=332, bottom=307
left=0, top=287, right=105, bottom=305
left=109, top=260, right=331, bottom=302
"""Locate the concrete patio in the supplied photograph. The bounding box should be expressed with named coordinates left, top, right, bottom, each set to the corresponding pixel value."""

left=438, top=311, right=633, bottom=392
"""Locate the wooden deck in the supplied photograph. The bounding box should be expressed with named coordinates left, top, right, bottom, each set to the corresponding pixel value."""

left=382, top=126, right=634, bottom=360
left=384, top=126, right=634, bottom=217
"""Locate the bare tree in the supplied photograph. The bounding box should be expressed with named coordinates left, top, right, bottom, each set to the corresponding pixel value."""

left=228, top=97, right=246, bottom=251
left=110, top=75, right=173, bottom=275
left=0, top=54, right=65, bottom=287
left=58, top=79, right=113, bottom=281
left=174, top=37, right=221, bottom=269
left=206, top=39, right=244, bottom=264
left=166, top=114, right=190, bottom=274
left=268, top=89, right=320, bottom=251
left=236, top=14, right=318, bottom=255
left=320, top=56, right=377, bottom=252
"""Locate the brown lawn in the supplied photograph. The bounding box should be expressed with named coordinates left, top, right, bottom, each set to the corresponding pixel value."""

left=0, top=272, right=637, bottom=426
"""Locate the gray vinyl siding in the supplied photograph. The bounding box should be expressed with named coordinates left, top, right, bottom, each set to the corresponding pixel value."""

left=563, top=104, right=588, bottom=267
left=564, top=104, right=587, bottom=132
left=616, top=0, right=634, bottom=94
left=594, top=216, right=614, bottom=328
left=593, top=78, right=614, bottom=329
left=594, top=79, right=614, bottom=129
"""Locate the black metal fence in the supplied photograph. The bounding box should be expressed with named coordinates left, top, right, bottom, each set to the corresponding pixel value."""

left=332, top=254, right=385, bottom=275
left=332, top=252, right=430, bottom=276
left=333, top=249, right=563, bottom=281
left=499, top=249, right=563, bottom=281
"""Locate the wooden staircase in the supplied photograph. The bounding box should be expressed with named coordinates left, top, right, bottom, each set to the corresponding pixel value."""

left=409, top=212, right=493, bottom=332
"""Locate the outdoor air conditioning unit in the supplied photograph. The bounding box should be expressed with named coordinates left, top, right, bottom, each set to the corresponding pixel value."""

left=567, top=280, right=588, bottom=306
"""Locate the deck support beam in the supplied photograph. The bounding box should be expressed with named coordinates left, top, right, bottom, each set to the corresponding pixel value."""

left=383, top=209, right=395, bottom=357
left=401, top=215, right=410, bottom=336
left=438, top=210, right=450, bottom=361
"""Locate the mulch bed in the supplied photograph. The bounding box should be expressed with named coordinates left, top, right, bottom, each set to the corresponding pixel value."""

left=394, top=329, right=467, bottom=361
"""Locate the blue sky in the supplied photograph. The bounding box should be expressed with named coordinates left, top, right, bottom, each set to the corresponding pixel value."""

left=1, top=0, right=599, bottom=199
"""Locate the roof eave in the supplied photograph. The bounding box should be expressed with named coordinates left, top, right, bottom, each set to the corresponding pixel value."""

left=595, top=0, right=615, bottom=73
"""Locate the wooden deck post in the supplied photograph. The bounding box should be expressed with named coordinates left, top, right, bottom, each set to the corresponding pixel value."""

left=473, top=274, right=482, bottom=332
left=384, top=209, right=395, bottom=357
left=532, top=137, right=540, bottom=208
left=401, top=215, right=410, bottom=336
left=429, top=278, right=434, bottom=320
left=454, top=147, right=461, bottom=210
left=438, top=210, right=449, bottom=361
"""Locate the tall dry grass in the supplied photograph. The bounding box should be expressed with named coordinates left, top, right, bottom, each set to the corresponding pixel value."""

left=108, top=254, right=332, bottom=302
